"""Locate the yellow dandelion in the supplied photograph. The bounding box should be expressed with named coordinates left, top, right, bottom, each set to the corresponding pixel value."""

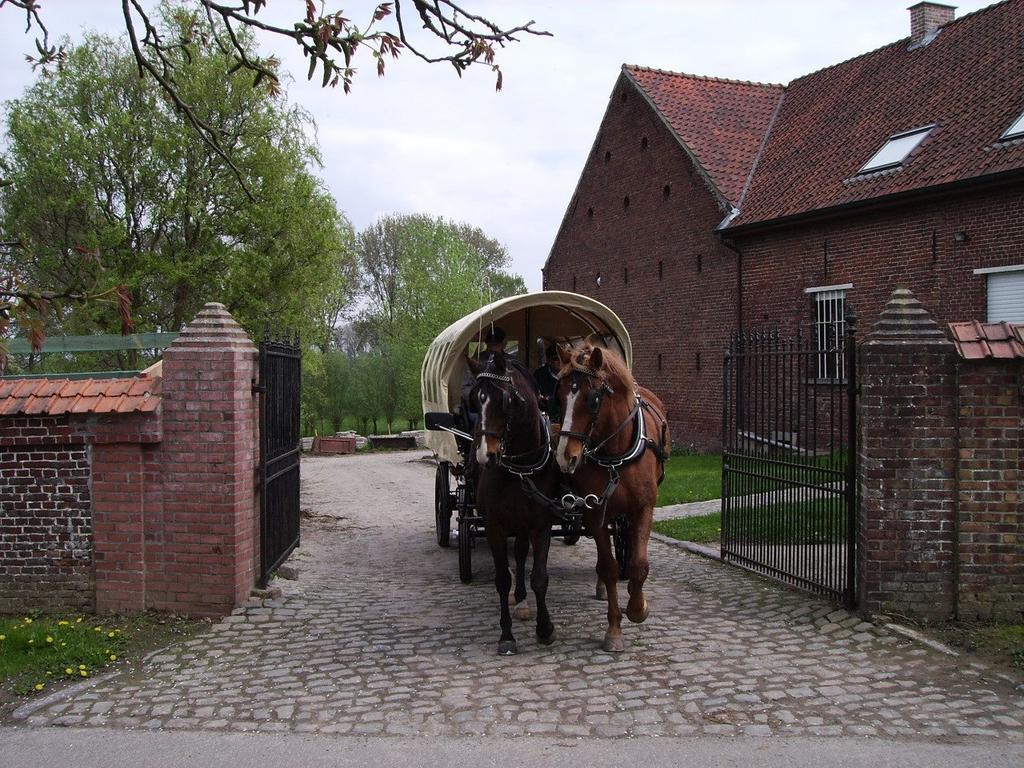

left=34, top=683, right=44, bottom=691
left=0, top=634, right=6, bottom=641
left=76, top=617, right=83, bottom=623
left=60, top=642, right=66, bottom=647
left=79, top=670, right=88, bottom=678
left=45, top=671, right=52, bottom=676
left=23, top=617, right=32, bottom=624
left=93, top=626, right=102, bottom=632
left=107, top=631, right=115, bottom=638
left=78, top=664, right=86, bottom=670
left=109, top=654, right=117, bottom=661
left=58, top=620, right=69, bottom=626
left=27, top=639, right=34, bottom=645
left=65, top=667, right=73, bottom=675
left=46, top=636, right=54, bottom=644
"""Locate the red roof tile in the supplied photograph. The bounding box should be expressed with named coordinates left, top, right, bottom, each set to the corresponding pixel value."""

left=625, top=66, right=784, bottom=205
left=727, top=0, right=1024, bottom=228
left=948, top=320, right=1024, bottom=359
left=0, top=374, right=162, bottom=417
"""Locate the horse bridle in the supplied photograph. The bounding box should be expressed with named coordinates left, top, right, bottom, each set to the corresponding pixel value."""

left=556, top=364, right=613, bottom=450
left=474, top=370, right=552, bottom=474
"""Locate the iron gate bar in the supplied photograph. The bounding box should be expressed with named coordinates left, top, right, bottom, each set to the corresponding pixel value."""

left=720, top=309, right=858, bottom=607
left=256, top=328, right=302, bottom=589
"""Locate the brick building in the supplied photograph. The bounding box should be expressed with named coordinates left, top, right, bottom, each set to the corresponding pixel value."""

left=544, top=1, right=1024, bottom=450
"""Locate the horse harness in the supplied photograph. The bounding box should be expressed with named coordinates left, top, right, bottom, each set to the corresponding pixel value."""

left=556, top=361, right=669, bottom=513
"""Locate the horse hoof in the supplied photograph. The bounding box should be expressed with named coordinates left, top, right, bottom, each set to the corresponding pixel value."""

left=602, top=633, right=625, bottom=653
left=497, top=640, right=518, bottom=656
left=513, top=601, right=531, bottom=621
left=537, top=629, right=556, bottom=646
left=595, top=582, right=607, bottom=601
left=627, top=599, right=649, bottom=624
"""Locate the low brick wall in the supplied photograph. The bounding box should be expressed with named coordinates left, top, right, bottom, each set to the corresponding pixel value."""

left=0, top=417, right=92, bottom=612
left=858, top=289, right=1023, bottom=622
left=0, top=303, right=261, bottom=617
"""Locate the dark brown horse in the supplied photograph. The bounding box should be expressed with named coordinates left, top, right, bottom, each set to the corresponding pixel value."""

left=466, top=351, right=558, bottom=655
left=554, top=344, right=670, bottom=652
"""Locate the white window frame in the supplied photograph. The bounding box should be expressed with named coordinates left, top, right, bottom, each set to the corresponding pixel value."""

left=973, top=264, right=1024, bottom=322
left=858, top=125, right=934, bottom=174
left=805, top=284, right=852, bottom=381
left=1000, top=109, right=1024, bottom=141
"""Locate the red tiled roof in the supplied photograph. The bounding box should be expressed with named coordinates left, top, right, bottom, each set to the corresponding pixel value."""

left=0, top=374, right=162, bottom=417
left=728, top=0, right=1024, bottom=228
left=948, top=320, right=1024, bottom=359
left=625, top=66, right=784, bottom=205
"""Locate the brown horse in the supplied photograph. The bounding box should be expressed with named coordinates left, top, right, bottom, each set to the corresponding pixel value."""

left=467, top=351, right=559, bottom=655
left=554, top=344, right=670, bottom=652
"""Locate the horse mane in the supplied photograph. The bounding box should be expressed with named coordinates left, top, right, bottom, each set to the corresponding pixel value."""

left=580, top=343, right=635, bottom=394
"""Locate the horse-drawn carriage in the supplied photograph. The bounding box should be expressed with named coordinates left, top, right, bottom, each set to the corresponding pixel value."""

left=424, top=290, right=670, bottom=654
left=421, top=291, right=634, bottom=583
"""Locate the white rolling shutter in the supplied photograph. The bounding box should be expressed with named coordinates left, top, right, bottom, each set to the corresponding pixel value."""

left=985, top=268, right=1024, bottom=323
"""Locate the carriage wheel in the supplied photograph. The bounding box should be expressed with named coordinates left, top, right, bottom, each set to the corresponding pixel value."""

left=562, top=534, right=580, bottom=546
left=612, top=516, right=630, bottom=581
left=435, top=462, right=453, bottom=548
left=458, top=516, right=473, bottom=583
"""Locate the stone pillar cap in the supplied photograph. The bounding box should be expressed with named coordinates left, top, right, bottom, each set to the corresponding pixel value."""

left=867, top=287, right=950, bottom=344
left=169, top=302, right=257, bottom=352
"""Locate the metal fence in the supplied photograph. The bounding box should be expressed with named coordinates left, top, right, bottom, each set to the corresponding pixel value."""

left=721, top=311, right=858, bottom=606
left=255, top=328, right=302, bottom=588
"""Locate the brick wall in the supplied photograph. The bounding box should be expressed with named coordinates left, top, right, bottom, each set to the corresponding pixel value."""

left=956, top=361, right=1023, bottom=620
left=858, top=288, right=1023, bottom=622
left=544, top=72, right=738, bottom=452
left=0, top=417, right=92, bottom=612
left=0, top=303, right=262, bottom=617
left=736, top=184, right=1024, bottom=333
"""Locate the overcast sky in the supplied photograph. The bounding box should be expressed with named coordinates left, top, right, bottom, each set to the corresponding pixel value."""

left=0, top=1, right=993, bottom=290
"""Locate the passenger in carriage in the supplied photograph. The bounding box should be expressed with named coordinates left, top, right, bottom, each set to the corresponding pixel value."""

left=533, top=343, right=562, bottom=422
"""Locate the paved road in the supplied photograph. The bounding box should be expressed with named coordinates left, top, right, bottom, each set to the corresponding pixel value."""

left=2, top=728, right=1023, bottom=768
left=11, top=452, right=1024, bottom=745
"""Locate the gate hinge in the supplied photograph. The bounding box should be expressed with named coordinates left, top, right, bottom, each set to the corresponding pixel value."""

left=251, top=377, right=266, bottom=395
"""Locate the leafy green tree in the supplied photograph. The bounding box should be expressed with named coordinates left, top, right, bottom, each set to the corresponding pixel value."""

left=357, top=214, right=526, bottom=430
left=0, top=10, right=357, bottom=351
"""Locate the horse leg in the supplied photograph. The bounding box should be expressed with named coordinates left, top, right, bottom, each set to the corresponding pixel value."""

left=530, top=526, right=555, bottom=644
left=594, top=522, right=624, bottom=652
left=626, top=508, right=653, bottom=624
left=489, top=530, right=517, bottom=655
left=512, top=532, right=531, bottom=621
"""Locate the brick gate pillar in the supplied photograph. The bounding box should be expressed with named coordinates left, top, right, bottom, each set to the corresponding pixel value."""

left=857, top=288, right=958, bottom=620
left=150, top=303, right=260, bottom=615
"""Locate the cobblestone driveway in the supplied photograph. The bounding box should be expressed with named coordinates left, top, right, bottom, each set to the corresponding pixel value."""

left=17, top=453, right=1024, bottom=740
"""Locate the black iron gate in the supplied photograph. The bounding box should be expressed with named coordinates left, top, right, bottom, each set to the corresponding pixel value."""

left=255, top=329, right=301, bottom=588
left=721, top=311, right=858, bottom=606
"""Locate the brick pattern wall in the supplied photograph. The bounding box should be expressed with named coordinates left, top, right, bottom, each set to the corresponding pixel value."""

left=858, top=334, right=958, bottom=620
left=737, top=185, right=1024, bottom=333
left=545, top=72, right=738, bottom=452
left=957, top=361, right=1023, bottom=621
left=858, top=288, right=1023, bottom=622
left=0, top=416, right=93, bottom=612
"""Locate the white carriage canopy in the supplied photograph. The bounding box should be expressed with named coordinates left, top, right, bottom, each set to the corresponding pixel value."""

left=421, top=291, right=632, bottom=464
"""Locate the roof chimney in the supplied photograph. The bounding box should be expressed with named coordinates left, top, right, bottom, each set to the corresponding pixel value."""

left=908, top=3, right=956, bottom=43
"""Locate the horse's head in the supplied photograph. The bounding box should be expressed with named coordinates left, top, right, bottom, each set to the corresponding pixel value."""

left=554, top=344, right=623, bottom=474
left=466, top=352, right=532, bottom=467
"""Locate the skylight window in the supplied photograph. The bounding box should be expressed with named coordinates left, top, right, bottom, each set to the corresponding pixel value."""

left=859, top=125, right=933, bottom=173
left=1001, top=109, right=1024, bottom=141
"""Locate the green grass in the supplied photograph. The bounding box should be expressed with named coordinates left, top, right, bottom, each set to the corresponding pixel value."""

left=656, top=453, right=722, bottom=506
left=935, top=623, right=1024, bottom=671
left=0, top=612, right=205, bottom=697
left=653, top=500, right=849, bottom=545
left=653, top=514, right=722, bottom=543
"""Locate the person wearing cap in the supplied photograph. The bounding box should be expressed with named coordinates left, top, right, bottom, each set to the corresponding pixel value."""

left=533, top=343, right=562, bottom=421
